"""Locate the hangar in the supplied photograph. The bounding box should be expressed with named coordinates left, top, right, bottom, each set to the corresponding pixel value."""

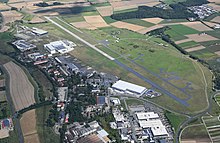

left=111, top=80, right=147, bottom=97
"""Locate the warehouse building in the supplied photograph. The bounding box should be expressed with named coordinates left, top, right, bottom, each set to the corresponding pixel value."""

left=111, top=80, right=147, bottom=97
left=44, top=40, right=76, bottom=55
left=12, top=40, right=36, bottom=52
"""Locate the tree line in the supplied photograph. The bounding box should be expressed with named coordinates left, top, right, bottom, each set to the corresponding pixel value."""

left=111, top=0, right=208, bottom=20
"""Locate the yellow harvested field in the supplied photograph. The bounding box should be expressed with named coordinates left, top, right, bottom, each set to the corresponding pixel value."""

left=0, top=129, right=9, bottom=139
left=137, top=25, right=164, bottom=34
left=1, top=10, right=23, bottom=24
left=185, top=45, right=206, bottom=52
left=0, top=79, right=5, bottom=87
left=182, top=21, right=213, bottom=31
left=8, top=1, right=43, bottom=10
left=29, top=16, right=47, bottom=24
left=141, top=17, right=163, bottom=24
left=215, top=51, right=220, bottom=55
left=208, top=3, right=220, bottom=11
left=24, top=134, right=40, bottom=143
left=186, top=34, right=218, bottom=42
left=20, top=109, right=40, bottom=143
left=208, top=0, right=220, bottom=3
left=110, top=21, right=145, bottom=32
left=175, top=39, right=192, bottom=44
left=211, top=16, right=220, bottom=23
left=3, top=62, right=35, bottom=111
left=84, top=15, right=109, bottom=28
left=71, top=21, right=97, bottom=30
left=181, top=138, right=211, bottom=143
left=144, top=1, right=161, bottom=7
left=0, top=3, right=11, bottom=11
left=96, top=6, right=113, bottom=16
left=204, top=21, right=218, bottom=27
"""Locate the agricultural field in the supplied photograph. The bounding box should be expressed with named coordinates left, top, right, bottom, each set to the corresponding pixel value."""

left=3, top=62, right=35, bottom=111
left=20, top=109, right=40, bottom=143
left=202, top=116, right=220, bottom=143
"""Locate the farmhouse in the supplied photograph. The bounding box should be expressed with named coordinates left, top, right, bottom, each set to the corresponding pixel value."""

left=111, top=80, right=147, bottom=97
left=12, top=40, right=36, bottom=52
left=44, top=40, right=76, bottom=55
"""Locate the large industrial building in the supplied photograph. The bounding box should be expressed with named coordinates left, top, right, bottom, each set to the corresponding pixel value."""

left=44, top=40, right=76, bottom=55
left=111, top=80, right=147, bottom=97
left=135, top=112, right=169, bottom=137
left=12, top=40, right=36, bottom=52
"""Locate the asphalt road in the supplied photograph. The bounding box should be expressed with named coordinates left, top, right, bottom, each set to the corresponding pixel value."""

left=175, top=92, right=220, bottom=143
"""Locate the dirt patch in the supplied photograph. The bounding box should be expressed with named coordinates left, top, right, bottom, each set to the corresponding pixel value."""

left=182, top=21, right=213, bottom=31
left=208, top=3, right=220, bottom=11
left=215, top=51, right=220, bottom=55
left=84, top=15, right=109, bottom=28
left=110, top=21, right=145, bottom=32
left=208, top=0, right=220, bottom=3
left=3, top=62, right=35, bottom=111
left=29, top=16, right=47, bottom=24
left=96, top=6, right=113, bottom=16
left=137, top=24, right=164, bottom=34
left=20, top=109, right=40, bottom=143
left=71, top=21, right=97, bottom=30
left=204, top=21, right=218, bottom=27
left=185, top=45, right=206, bottom=52
left=175, top=39, right=192, bottom=44
left=110, top=0, right=159, bottom=10
left=211, top=16, right=220, bottom=23
left=0, top=3, right=11, bottom=11
left=141, top=17, right=163, bottom=24
left=1, top=10, right=23, bottom=24
left=0, top=129, right=9, bottom=139
left=186, top=33, right=218, bottom=42
left=0, top=79, right=5, bottom=87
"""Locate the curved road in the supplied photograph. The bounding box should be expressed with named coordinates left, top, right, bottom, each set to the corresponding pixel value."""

left=176, top=92, right=220, bottom=143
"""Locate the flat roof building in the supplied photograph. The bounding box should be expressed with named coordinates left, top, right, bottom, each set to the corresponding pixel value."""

left=12, top=40, right=36, bottom=52
left=111, top=80, right=147, bottom=97
left=31, top=27, right=48, bottom=36
left=44, top=40, right=76, bottom=55
left=135, top=112, right=160, bottom=120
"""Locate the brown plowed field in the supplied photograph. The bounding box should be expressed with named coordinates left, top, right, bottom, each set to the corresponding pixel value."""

left=4, top=62, right=35, bottom=111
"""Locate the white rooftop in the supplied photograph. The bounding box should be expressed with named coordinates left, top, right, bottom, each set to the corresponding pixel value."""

left=135, top=112, right=159, bottom=120
left=32, top=27, right=48, bottom=35
left=151, top=126, right=168, bottom=137
left=112, top=80, right=147, bottom=95
left=97, top=129, right=109, bottom=138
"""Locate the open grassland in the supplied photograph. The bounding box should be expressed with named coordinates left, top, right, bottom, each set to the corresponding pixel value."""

left=181, top=124, right=211, bottom=142
left=3, top=62, right=35, bottom=111
left=43, top=18, right=212, bottom=113
left=20, top=109, right=40, bottom=143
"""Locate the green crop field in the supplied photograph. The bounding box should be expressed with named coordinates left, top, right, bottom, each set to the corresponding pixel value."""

left=162, top=0, right=187, bottom=4
left=178, top=41, right=199, bottom=49
left=165, top=24, right=199, bottom=41
left=103, top=16, right=118, bottom=24
left=122, top=19, right=155, bottom=27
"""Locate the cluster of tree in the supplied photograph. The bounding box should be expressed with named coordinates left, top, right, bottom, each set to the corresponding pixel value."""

left=111, top=6, right=196, bottom=20
left=46, top=106, right=60, bottom=127
left=213, top=70, right=220, bottom=90
left=34, top=2, right=63, bottom=7
left=111, top=0, right=209, bottom=20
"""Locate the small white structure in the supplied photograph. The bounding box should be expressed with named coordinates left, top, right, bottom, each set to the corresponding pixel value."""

left=110, top=97, right=121, bottom=106
left=111, top=80, right=147, bottom=97
left=135, top=112, right=159, bottom=120
left=31, top=27, right=48, bottom=36
left=44, top=40, right=76, bottom=55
